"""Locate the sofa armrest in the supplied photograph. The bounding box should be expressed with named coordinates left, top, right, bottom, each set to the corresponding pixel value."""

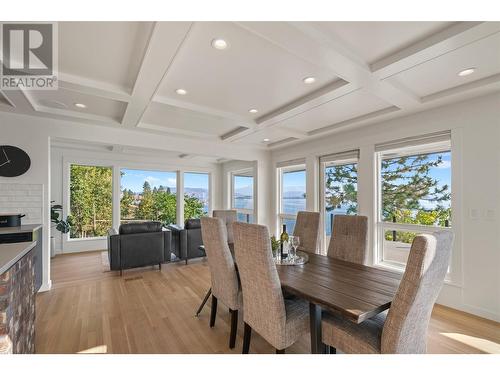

left=179, top=229, right=188, bottom=262
left=108, top=234, right=121, bottom=270
left=163, top=230, right=172, bottom=262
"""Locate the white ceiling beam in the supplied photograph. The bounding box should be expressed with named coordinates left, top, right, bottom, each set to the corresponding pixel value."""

left=121, top=22, right=193, bottom=128
left=372, top=22, right=500, bottom=78
left=58, top=72, right=132, bottom=102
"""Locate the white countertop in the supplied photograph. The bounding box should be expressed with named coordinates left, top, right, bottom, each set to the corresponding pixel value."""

left=0, top=224, right=43, bottom=235
left=0, top=241, right=36, bottom=274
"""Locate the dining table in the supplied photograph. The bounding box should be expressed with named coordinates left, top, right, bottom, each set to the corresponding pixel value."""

left=277, top=252, right=402, bottom=353
left=195, top=245, right=403, bottom=354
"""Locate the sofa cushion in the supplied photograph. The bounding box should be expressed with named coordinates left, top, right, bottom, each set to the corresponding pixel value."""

left=119, top=221, right=163, bottom=235
left=184, top=219, right=201, bottom=229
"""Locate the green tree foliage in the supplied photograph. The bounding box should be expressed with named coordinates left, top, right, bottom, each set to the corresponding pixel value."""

left=325, top=163, right=358, bottom=214
left=183, top=194, right=205, bottom=220
left=120, top=189, right=135, bottom=219
left=69, top=165, right=112, bottom=238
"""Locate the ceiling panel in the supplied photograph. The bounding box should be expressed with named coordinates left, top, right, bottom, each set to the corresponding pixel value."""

left=389, top=32, right=500, bottom=98
left=30, top=88, right=127, bottom=121
left=58, top=22, right=154, bottom=90
left=277, top=89, right=391, bottom=132
left=157, top=22, right=339, bottom=118
left=314, top=21, right=454, bottom=64
left=142, top=101, right=241, bottom=136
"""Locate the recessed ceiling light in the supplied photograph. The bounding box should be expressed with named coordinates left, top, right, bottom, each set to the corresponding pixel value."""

left=458, top=68, right=475, bottom=77
left=248, top=109, right=258, bottom=114
left=211, top=38, right=228, bottom=50
left=303, top=76, right=316, bottom=84
left=175, top=88, right=187, bottom=95
left=263, top=138, right=270, bottom=142
left=74, top=103, right=87, bottom=109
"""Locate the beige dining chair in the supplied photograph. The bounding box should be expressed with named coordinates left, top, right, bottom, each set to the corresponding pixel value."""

left=233, top=222, right=310, bottom=354
left=322, top=231, right=454, bottom=354
left=327, top=214, right=368, bottom=264
left=213, top=210, right=237, bottom=245
left=200, top=217, right=242, bottom=349
left=293, top=211, right=320, bottom=254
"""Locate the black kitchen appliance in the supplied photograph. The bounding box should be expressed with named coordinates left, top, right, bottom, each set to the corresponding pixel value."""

left=0, top=213, right=26, bottom=227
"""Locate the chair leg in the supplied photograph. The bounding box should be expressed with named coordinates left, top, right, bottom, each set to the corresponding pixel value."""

left=327, top=345, right=336, bottom=354
left=159, top=263, right=162, bottom=270
left=242, top=323, right=252, bottom=354
left=185, top=259, right=188, bottom=265
left=209, top=295, right=218, bottom=328
left=120, top=269, right=123, bottom=276
left=276, top=349, right=285, bottom=354
left=229, top=309, right=238, bottom=349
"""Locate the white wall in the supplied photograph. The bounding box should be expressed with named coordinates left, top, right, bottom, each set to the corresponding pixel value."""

left=271, top=92, right=500, bottom=321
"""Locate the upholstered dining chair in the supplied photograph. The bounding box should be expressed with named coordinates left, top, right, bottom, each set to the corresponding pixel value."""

left=233, top=222, right=310, bottom=354
left=213, top=210, right=237, bottom=246
left=321, top=231, right=454, bottom=354
left=293, top=211, right=320, bottom=254
left=327, top=214, right=368, bottom=264
left=200, top=217, right=242, bottom=349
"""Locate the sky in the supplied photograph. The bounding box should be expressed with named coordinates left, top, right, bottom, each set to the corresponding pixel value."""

left=234, top=175, right=253, bottom=194
left=121, top=169, right=208, bottom=193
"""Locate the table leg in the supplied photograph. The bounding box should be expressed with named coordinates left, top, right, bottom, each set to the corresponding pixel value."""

left=195, top=288, right=212, bottom=317
left=309, top=302, right=326, bottom=354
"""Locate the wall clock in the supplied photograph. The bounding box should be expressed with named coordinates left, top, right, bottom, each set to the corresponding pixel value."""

left=0, top=145, right=31, bottom=177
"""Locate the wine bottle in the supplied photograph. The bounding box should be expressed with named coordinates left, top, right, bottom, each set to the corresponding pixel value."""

left=280, top=224, right=289, bottom=260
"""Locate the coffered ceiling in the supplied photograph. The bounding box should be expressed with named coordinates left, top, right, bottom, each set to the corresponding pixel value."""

left=1, top=21, right=499, bottom=155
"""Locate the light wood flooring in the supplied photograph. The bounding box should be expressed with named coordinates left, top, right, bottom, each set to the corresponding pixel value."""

left=35, top=251, right=500, bottom=354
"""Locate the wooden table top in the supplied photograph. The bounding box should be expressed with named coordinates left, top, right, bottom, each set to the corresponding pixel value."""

left=276, top=253, right=402, bottom=324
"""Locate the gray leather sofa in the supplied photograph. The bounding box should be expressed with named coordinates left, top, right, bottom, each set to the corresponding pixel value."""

left=108, top=221, right=171, bottom=275
left=168, top=219, right=205, bottom=264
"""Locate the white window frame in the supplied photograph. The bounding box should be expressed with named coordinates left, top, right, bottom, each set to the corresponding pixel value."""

left=183, top=170, right=212, bottom=218
left=230, top=169, right=255, bottom=223
left=319, top=150, right=359, bottom=255
left=277, top=163, right=306, bottom=233
left=374, top=137, right=452, bottom=271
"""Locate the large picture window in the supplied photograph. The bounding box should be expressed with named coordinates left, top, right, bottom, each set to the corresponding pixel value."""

left=377, top=133, right=452, bottom=268
left=69, top=164, right=113, bottom=239
left=320, top=151, right=359, bottom=254
left=278, top=164, right=306, bottom=234
left=184, top=172, right=210, bottom=220
left=120, top=169, right=177, bottom=225
left=231, top=170, right=254, bottom=223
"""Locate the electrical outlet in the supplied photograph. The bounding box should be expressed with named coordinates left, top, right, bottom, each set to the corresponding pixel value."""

left=469, top=208, right=479, bottom=220
left=484, top=209, right=496, bottom=221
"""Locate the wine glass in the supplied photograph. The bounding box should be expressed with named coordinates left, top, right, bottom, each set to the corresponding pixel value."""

left=289, top=236, right=300, bottom=262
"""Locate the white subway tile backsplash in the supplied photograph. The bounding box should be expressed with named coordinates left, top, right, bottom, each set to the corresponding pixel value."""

left=0, top=183, right=43, bottom=225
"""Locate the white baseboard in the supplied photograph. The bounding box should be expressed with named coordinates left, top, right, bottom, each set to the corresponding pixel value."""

left=38, top=279, right=52, bottom=293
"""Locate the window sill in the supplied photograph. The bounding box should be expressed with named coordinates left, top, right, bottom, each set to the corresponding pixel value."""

left=373, top=261, right=460, bottom=287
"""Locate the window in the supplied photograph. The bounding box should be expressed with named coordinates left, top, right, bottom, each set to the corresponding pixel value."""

left=69, top=164, right=113, bottom=239
left=120, top=169, right=177, bottom=225
left=376, top=132, right=452, bottom=268
left=320, top=150, right=359, bottom=254
left=231, top=170, right=254, bottom=223
left=184, top=172, right=210, bottom=219
left=278, top=164, right=306, bottom=234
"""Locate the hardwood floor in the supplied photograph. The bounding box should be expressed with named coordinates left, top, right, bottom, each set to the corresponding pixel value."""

left=35, top=251, right=500, bottom=354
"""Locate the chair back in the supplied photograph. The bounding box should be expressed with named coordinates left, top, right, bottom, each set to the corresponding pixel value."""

left=327, top=215, right=368, bottom=264
left=213, top=210, right=237, bottom=244
left=200, top=217, right=240, bottom=310
left=233, top=222, right=286, bottom=342
left=293, top=211, right=320, bottom=254
left=381, top=231, right=454, bottom=353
